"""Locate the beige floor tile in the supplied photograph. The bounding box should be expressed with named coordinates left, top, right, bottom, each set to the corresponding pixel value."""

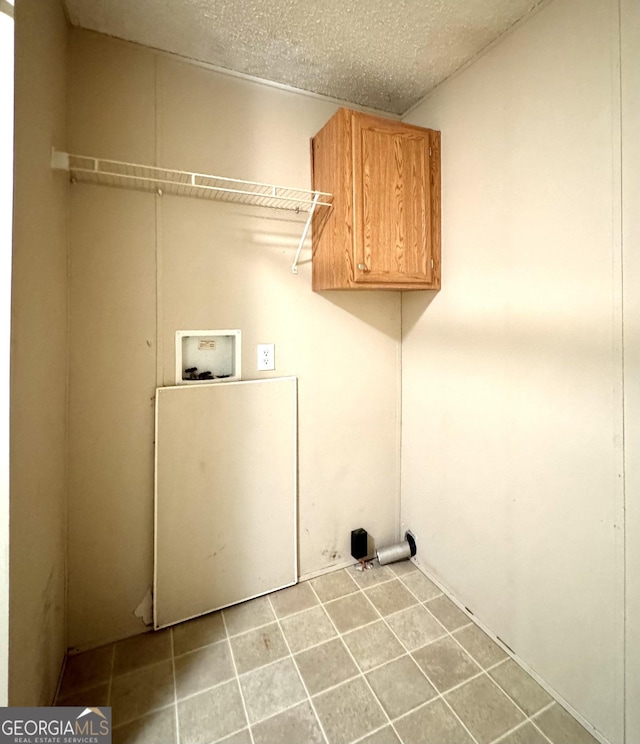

left=229, top=622, right=289, bottom=674
left=412, top=637, right=481, bottom=692
left=452, top=624, right=507, bottom=669
left=56, top=566, right=581, bottom=744
left=313, top=677, right=387, bottom=744
left=280, top=605, right=337, bottom=653
left=310, top=569, right=359, bottom=601
left=445, top=675, right=525, bottom=744
left=424, top=596, right=470, bottom=631
left=358, top=726, right=402, bottom=744
left=294, top=638, right=359, bottom=695
left=394, top=698, right=475, bottom=744
left=172, top=611, right=226, bottom=656
left=178, top=680, right=246, bottom=744
left=388, top=560, right=419, bottom=577
left=324, top=592, right=378, bottom=633
left=366, top=655, right=437, bottom=719
left=112, top=707, right=177, bottom=744
left=399, top=572, right=442, bottom=602
left=365, top=580, right=417, bottom=616
left=113, top=629, right=172, bottom=677
left=239, top=657, right=306, bottom=723
left=386, top=605, right=447, bottom=651
left=269, top=582, right=318, bottom=618
left=110, top=660, right=175, bottom=726
left=57, top=644, right=113, bottom=698
left=343, top=620, right=404, bottom=672
left=174, top=640, right=235, bottom=699
left=534, top=703, right=600, bottom=744
left=251, top=701, right=325, bottom=744
left=56, top=683, right=110, bottom=706
left=223, top=595, right=275, bottom=636
left=490, top=659, right=552, bottom=716
left=497, top=722, right=549, bottom=744
left=348, top=564, right=395, bottom=588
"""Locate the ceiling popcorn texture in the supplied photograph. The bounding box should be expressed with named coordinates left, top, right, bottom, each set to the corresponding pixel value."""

left=63, top=0, right=547, bottom=115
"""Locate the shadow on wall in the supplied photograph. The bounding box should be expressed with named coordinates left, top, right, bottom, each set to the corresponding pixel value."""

left=160, top=196, right=405, bottom=340
left=316, top=290, right=403, bottom=340
left=401, top=290, right=441, bottom=335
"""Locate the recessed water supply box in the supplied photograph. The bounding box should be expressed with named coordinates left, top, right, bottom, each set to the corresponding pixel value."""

left=175, top=330, right=241, bottom=384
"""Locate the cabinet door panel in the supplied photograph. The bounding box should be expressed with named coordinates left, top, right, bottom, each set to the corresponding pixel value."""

left=353, top=116, right=432, bottom=284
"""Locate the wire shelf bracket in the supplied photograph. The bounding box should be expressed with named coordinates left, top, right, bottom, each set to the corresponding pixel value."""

left=51, top=150, right=331, bottom=275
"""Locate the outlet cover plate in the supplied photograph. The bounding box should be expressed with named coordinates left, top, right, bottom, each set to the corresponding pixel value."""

left=257, top=343, right=275, bottom=371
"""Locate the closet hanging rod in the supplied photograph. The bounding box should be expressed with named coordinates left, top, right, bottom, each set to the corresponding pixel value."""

left=51, top=150, right=331, bottom=274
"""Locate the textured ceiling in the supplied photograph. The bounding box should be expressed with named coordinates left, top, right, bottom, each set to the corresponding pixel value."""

left=63, top=0, right=545, bottom=115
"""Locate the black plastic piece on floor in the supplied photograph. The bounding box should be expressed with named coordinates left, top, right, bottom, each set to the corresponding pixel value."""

left=351, top=528, right=368, bottom=560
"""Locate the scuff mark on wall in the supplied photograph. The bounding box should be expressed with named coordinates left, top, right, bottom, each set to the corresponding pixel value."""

left=207, top=544, right=227, bottom=560
left=322, top=548, right=341, bottom=562
left=36, top=569, right=64, bottom=705
left=133, top=586, right=153, bottom=627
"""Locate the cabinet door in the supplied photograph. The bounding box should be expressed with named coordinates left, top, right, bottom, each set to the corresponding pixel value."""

left=352, top=113, right=434, bottom=285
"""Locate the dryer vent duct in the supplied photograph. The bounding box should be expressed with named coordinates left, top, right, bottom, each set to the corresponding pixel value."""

left=376, top=532, right=417, bottom=566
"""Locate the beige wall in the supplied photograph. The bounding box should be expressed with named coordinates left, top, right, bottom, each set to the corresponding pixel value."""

left=401, top=0, right=630, bottom=742
left=0, top=1, right=14, bottom=705
left=66, top=31, right=401, bottom=649
left=11, top=0, right=68, bottom=705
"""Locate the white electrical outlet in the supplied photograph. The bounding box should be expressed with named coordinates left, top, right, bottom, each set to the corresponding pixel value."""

left=257, top=343, right=275, bottom=371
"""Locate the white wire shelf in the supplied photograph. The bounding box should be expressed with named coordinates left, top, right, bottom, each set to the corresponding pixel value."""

left=51, top=150, right=332, bottom=273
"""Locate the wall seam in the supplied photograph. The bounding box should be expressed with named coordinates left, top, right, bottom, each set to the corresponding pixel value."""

left=398, top=292, right=403, bottom=541
left=615, top=0, right=626, bottom=740
left=61, top=15, right=72, bottom=695
left=154, top=53, right=163, bottom=391
left=612, top=0, right=626, bottom=740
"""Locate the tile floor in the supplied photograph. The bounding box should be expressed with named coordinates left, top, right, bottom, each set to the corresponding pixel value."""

left=56, top=561, right=599, bottom=744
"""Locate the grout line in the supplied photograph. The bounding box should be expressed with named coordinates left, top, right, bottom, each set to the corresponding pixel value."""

left=489, top=720, right=531, bottom=744
left=478, top=664, right=557, bottom=737
left=349, top=723, right=390, bottom=744
left=232, top=692, right=322, bottom=732
left=488, top=701, right=557, bottom=744
left=172, top=635, right=228, bottom=662
left=221, top=586, right=357, bottom=640
left=111, top=702, right=176, bottom=732
left=213, top=729, right=253, bottom=744
left=276, top=571, right=492, bottom=743
left=78, top=565, right=595, bottom=744
left=265, top=593, right=331, bottom=744
left=173, top=672, right=235, bottom=705
left=110, top=655, right=172, bottom=682
left=409, top=559, right=607, bottom=743
left=220, top=608, right=257, bottom=744
left=533, top=701, right=557, bottom=717
left=306, top=580, right=399, bottom=740
left=357, top=578, right=483, bottom=744
left=107, top=595, right=552, bottom=742
left=170, top=618, right=461, bottom=709
left=529, top=703, right=560, bottom=744
left=170, top=616, right=461, bottom=710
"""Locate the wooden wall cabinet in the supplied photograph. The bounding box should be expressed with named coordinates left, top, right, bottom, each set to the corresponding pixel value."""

left=311, top=108, right=441, bottom=291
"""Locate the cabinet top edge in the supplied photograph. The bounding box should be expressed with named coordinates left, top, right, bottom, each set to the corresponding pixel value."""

left=314, top=106, right=440, bottom=137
